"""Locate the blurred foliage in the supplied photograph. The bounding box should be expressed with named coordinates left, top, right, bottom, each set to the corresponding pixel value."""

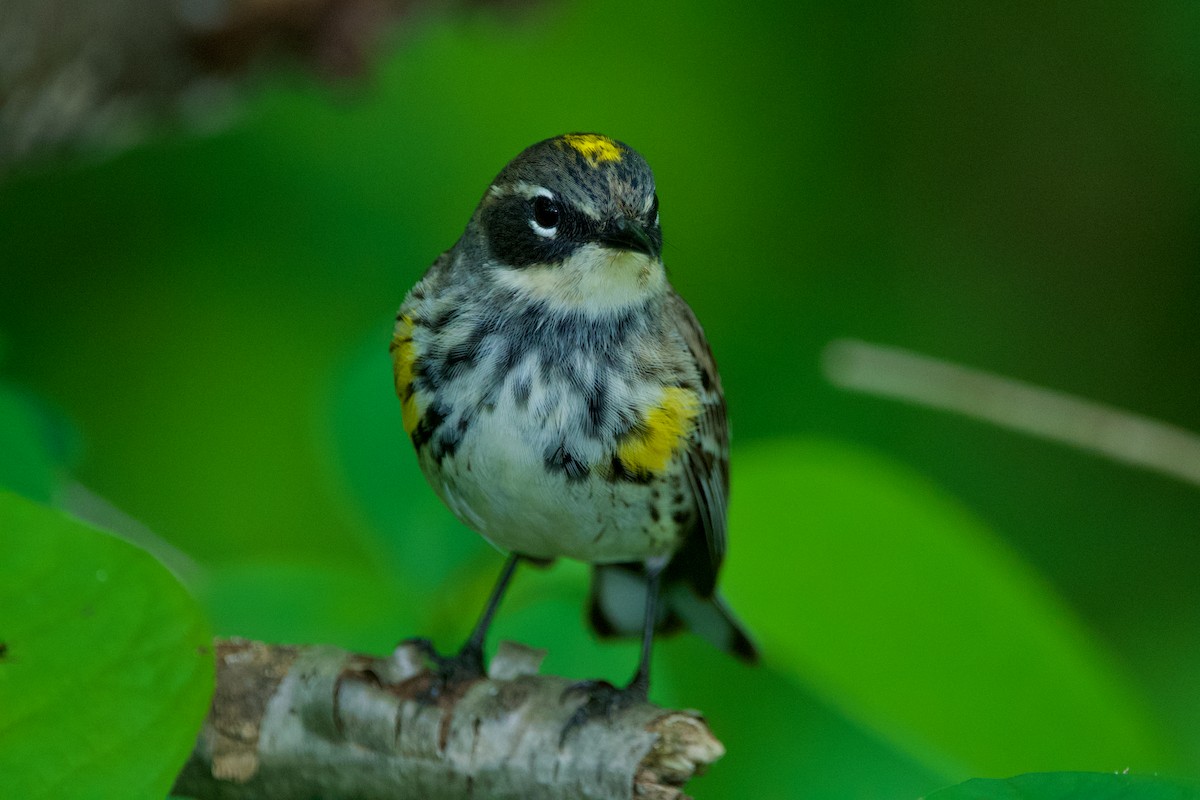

left=924, top=772, right=1200, bottom=800
left=729, top=439, right=1165, bottom=777
left=1, top=0, right=1199, bottom=796
left=0, top=383, right=61, bottom=503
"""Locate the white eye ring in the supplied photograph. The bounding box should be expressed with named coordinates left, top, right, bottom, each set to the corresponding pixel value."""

left=647, top=192, right=660, bottom=227
left=529, top=187, right=559, bottom=238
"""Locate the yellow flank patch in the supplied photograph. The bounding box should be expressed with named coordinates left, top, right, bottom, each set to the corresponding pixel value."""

left=560, top=134, right=624, bottom=167
left=617, top=387, right=701, bottom=475
left=390, top=314, right=419, bottom=435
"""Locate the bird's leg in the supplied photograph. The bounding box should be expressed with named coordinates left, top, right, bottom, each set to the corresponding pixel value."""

left=561, top=560, right=664, bottom=743
left=404, top=552, right=521, bottom=692
left=456, top=551, right=522, bottom=674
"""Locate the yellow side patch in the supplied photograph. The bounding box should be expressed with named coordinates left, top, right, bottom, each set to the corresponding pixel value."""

left=560, top=134, right=624, bottom=167
left=390, top=314, right=420, bottom=435
left=617, top=387, right=701, bottom=475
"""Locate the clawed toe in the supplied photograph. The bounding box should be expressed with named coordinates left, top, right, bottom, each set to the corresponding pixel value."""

left=400, top=636, right=440, bottom=661
left=559, top=679, right=647, bottom=745
left=401, top=638, right=486, bottom=701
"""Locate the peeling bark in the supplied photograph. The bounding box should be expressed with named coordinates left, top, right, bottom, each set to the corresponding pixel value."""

left=173, top=638, right=724, bottom=800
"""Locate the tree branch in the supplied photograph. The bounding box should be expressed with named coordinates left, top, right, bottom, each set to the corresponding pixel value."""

left=172, top=638, right=724, bottom=800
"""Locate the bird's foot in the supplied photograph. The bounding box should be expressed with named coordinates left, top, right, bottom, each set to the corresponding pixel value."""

left=559, top=678, right=648, bottom=745
left=400, top=637, right=486, bottom=701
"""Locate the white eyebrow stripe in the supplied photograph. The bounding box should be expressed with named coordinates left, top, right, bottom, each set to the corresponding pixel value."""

left=487, top=181, right=551, bottom=200
left=487, top=181, right=604, bottom=221
left=507, top=181, right=553, bottom=200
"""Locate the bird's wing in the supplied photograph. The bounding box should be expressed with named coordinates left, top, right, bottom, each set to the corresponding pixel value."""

left=668, top=291, right=730, bottom=595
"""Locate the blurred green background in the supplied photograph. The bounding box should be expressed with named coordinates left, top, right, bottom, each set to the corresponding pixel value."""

left=2, top=1, right=1198, bottom=797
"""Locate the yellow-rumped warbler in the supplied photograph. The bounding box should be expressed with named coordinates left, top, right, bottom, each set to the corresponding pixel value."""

left=392, top=133, right=756, bottom=720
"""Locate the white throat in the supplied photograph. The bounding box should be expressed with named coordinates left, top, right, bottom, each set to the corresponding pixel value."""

left=493, top=244, right=666, bottom=315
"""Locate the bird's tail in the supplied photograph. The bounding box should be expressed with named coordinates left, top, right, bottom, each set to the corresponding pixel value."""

left=587, top=564, right=759, bottom=664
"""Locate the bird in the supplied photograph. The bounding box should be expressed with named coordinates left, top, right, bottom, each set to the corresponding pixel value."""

left=391, top=133, right=757, bottom=726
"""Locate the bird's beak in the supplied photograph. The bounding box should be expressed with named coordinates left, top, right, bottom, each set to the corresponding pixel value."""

left=599, top=218, right=660, bottom=258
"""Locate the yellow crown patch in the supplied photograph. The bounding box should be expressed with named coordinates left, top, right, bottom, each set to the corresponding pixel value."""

left=560, top=134, right=624, bottom=167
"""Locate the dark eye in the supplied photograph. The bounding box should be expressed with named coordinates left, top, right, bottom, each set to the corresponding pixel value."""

left=532, top=195, right=560, bottom=232
left=648, top=193, right=659, bottom=224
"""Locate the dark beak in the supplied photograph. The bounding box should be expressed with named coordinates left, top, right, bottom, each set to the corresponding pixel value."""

left=599, top=218, right=660, bottom=258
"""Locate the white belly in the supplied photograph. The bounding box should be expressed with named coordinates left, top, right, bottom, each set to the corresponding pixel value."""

left=420, top=393, right=676, bottom=564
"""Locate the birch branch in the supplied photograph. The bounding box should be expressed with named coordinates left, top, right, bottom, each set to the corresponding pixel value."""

left=172, top=637, right=725, bottom=800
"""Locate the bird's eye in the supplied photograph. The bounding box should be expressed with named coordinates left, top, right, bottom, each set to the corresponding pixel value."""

left=531, top=196, right=561, bottom=236
left=648, top=193, right=660, bottom=225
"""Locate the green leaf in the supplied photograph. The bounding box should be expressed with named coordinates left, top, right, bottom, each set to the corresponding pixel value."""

left=725, top=438, right=1168, bottom=780
left=924, top=772, right=1200, bottom=799
left=0, top=491, right=214, bottom=799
